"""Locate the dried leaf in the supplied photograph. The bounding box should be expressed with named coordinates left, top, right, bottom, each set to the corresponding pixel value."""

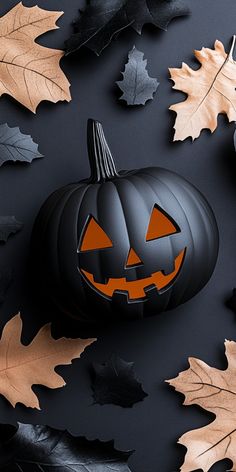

left=168, top=341, right=236, bottom=471
left=65, top=0, right=190, bottom=56
left=0, top=422, right=132, bottom=471
left=169, top=35, right=236, bottom=141
left=0, top=124, right=42, bottom=166
left=92, top=354, right=148, bottom=407
left=0, top=217, right=23, bottom=242
left=0, top=2, right=71, bottom=112
left=0, top=314, right=96, bottom=409
left=117, top=46, right=159, bottom=106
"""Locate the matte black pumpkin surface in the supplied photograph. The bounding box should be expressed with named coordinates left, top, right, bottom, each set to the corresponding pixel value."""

left=32, top=120, right=219, bottom=322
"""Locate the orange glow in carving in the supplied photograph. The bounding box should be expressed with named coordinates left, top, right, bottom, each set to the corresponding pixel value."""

left=146, top=206, right=178, bottom=241
left=81, top=248, right=186, bottom=300
left=80, top=217, right=113, bottom=252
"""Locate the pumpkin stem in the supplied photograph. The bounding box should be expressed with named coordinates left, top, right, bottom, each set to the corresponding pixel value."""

left=87, top=119, right=119, bottom=183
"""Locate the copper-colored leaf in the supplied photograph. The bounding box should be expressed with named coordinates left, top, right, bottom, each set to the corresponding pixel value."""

left=167, top=341, right=236, bottom=471
left=0, top=314, right=96, bottom=409
left=169, top=36, right=236, bottom=141
left=0, top=2, right=71, bottom=112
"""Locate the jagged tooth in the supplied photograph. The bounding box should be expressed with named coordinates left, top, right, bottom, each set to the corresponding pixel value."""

left=144, top=284, right=157, bottom=295
left=93, top=274, right=109, bottom=284
left=113, top=290, right=129, bottom=302
left=161, top=262, right=175, bottom=276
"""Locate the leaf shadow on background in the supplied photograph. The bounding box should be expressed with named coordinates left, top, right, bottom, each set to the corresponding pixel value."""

left=0, top=270, right=12, bottom=305
left=226, top=288, right=236, bottom=316
left=215, top=118, right=236, bottom=187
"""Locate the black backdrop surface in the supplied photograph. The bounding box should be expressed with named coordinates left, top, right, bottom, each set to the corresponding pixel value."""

left=0, top=1, right=235, bottom=471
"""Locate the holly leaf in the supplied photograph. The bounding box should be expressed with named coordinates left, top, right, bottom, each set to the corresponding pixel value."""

left=0, top=270, right=12, bottom=305
left=0, top=423, right=132, bottom=471
left=170, top=35, right=236, bottom=142
left=117, top=46, right=159, bottom=105
left=92, top=354, right=148, bottom=407
left=0, top=313, right=96, bottom=409
left=0, top=2, right=71, bottom=113
left=0, top=217, right=23, bottom=242
left=167, top=341, right=236, bottom=471
left=0, top=124, right=42, bottom=166
left=65, top=0, right=190, bottom=56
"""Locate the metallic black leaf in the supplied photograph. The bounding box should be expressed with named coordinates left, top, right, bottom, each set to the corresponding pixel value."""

left=0, top=124, right=42, bottom=167
left=0, top=423, right=132, bottom=471
left=65, top=0, right=190, bottom=56
left=92, top=354, right=148, bottom=407
left=117, top=46, right=159, bottom=105
left=0, top=217, right=23, bottom=243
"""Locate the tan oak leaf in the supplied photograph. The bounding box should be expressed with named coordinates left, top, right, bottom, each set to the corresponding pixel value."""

left=0, top=2, right=71, bottom=112
left=169, top=36, right=236, bottom=141
left=0, top=313, right=96, bottom=409
left=167, top=340, right=236, bottom=471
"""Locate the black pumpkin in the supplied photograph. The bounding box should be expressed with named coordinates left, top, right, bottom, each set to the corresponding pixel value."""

left=31, top=119, right=219, bottom=322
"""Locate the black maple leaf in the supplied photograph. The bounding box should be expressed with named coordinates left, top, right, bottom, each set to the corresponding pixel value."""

left=0, top=423, right=133, bottom=471
left=65, top=0, right=190, bottom=56
left=0, top=217, right=23, bottom=243
left=92, top=354, right=148, bottom=407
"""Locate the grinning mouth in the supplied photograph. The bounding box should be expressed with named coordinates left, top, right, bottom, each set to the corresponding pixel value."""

left=81, top=248, right=186, bottom=301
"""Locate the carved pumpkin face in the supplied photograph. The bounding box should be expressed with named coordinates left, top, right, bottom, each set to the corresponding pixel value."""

left=32, top=119, right=219, bottom=322
left=79, top=205, right=186, bottom=301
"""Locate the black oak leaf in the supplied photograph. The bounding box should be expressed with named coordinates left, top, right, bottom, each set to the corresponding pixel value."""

left=65, top=0, right=190, bottom=56
left=0, top=423, right=132, bottom=471
left=0, top=217, right=23, bottom=243
left=117, top=46, right=159, bottom=105
left=92, top=355, right=148, bottom=407
left=0, top=124, right=42, bottom=166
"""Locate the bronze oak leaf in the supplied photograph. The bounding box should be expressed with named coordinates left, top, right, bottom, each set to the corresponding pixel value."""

left=0, top=2, right=71, bottom=112
left=169, top=36, right=236, bottom=141
left=0, top=313, right=96, bottom=409
left=168, top=340, right=236, bottom=471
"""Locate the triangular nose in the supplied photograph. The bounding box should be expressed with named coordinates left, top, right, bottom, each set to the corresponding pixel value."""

left=126, top=248, right=142, bottom=268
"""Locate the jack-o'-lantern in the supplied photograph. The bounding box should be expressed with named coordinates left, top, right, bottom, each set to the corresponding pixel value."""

left=31, top=119, right=219, bottom=322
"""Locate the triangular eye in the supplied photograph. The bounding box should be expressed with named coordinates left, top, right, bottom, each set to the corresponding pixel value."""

left=146, top=205, right=179, bottom=242
left=80, top=216, right=113, bottom=252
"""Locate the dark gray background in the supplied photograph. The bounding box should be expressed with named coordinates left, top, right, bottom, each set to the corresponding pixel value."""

left=0, top=0, right=235, bottom=470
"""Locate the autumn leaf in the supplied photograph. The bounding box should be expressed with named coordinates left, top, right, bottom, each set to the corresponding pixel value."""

left=0, top=124, right=42, bottom=166
left=0, top=217, right=23, bottom=242
left=117, top=46, right=159, bottom=106
left=0, top=313, right=96, bottom=409
left=0, top=423, right=133, bottom=471
left=92, top=354, right=148, bottom=407
left=65, top=0, right=190, bottom=56
left=169, top=35, right=236, bottom=141
left=0, top=2, right=71, bottom=113
left=167, top=340, right=236, bottom=471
